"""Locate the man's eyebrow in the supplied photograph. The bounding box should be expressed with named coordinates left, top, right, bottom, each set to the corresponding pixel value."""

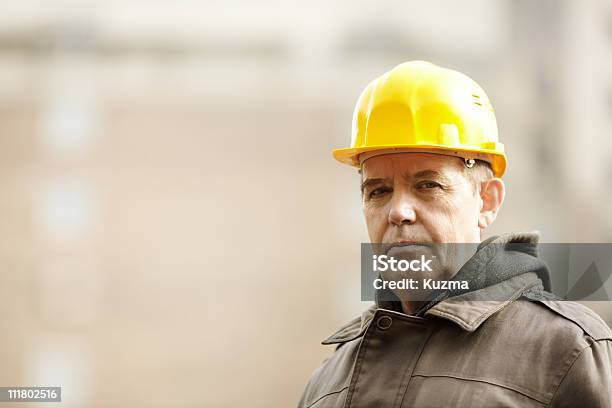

left=360, top=178, right=388, bottom=193
left=360, top=170, right=453, bottom=192
left=411, top=170, right=452, bottom=184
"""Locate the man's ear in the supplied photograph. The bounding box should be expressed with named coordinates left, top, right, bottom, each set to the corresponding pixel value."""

left=478, top=178, right=505, bottom=229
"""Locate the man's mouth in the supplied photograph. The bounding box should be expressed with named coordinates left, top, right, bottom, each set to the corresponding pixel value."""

left=383, top=241, right=432, bottom=255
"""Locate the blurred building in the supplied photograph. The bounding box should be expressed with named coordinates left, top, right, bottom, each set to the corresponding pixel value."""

left=0, top=0, right=610, bottom=407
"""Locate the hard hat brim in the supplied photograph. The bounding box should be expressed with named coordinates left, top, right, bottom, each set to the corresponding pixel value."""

left=333, top=144, right=507, bottom=178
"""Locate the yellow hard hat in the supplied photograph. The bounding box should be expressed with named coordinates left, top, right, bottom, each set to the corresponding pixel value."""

left=333, top=61, right=507, bottom=177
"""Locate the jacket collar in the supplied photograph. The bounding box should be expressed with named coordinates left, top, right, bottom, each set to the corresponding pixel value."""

left=321, top=305, right=377, bottom=345
left=424, top=272, right=543, bottom=331
left=322, top=272, right=543, bottom=344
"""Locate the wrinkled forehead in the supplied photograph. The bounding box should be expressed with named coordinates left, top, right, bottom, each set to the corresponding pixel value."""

left=360, top=152, right=465, bottom=178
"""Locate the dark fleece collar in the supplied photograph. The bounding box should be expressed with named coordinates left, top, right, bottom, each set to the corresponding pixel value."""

left=375, top=231, right=553, bottom=315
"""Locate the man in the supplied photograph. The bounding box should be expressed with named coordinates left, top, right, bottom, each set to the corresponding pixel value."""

left=298, top=61, right=612, bottom=407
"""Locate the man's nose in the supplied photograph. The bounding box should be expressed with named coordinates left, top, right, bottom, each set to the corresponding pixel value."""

left=388, top=193, right=417, bottom=226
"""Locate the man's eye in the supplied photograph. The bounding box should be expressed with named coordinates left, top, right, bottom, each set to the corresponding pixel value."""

left=418, top=181, right=442, bottom=190
left=369, top=187, right=391, bottom=198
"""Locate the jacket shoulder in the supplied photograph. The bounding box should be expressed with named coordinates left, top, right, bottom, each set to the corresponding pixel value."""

left=535, top=300, right=612, bottom=341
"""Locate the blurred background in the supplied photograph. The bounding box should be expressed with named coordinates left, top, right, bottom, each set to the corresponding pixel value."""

left=0, top=0, right=611, bottom=406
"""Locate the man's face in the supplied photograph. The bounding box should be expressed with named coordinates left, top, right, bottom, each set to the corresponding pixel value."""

left=361, top=153, right=487, bottom=293
left=361, top=152, right=482, bottom=245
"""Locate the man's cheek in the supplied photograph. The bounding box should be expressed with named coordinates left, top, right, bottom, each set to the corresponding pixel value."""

left=364, top=216, right=383, bottom=242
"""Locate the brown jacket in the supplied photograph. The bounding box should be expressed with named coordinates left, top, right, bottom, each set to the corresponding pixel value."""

left=299, top=272, right=612, bottom=407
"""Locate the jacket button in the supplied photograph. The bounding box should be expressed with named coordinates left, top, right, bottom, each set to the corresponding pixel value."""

left=376, top=315, right=393, bottom=330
